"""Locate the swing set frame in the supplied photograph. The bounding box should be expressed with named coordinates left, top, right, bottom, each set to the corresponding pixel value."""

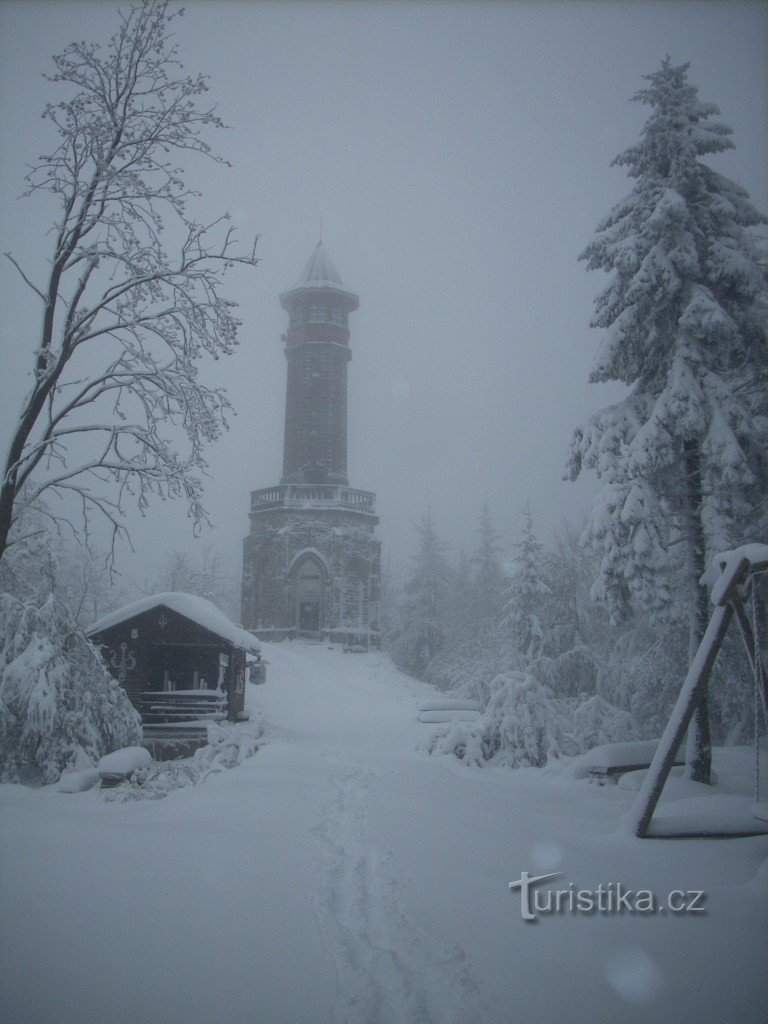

left=630, top=545, right=768, bottom=839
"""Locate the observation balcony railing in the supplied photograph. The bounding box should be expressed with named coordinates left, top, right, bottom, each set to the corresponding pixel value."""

left=251, top=484, right=376, bottom=514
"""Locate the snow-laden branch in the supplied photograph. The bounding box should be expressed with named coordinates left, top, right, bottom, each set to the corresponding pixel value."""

left=0, top=0, right=258, bottom=563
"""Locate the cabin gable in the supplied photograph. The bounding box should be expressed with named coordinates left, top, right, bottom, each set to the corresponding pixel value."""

left=90, top=601, right=249, bottom=725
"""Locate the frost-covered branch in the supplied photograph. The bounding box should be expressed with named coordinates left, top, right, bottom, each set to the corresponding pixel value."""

left=0, top=1, right=258, bottom=562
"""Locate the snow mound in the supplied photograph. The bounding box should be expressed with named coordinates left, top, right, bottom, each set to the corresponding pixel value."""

left=418, top=710, right=481, bottom=724
left=57, top=767, right=101, bottom=793
left=419, top=699, right=482, bottom=713
left=98, top=746, right=151, bottom=778
left=617, top=766, right=686, bottom=791
left=566, top=740, right=674, bottom=779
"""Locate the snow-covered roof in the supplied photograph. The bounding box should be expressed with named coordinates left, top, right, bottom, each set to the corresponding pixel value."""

left=86, top=593, right=261, bottom=654
left=280, top=240, right=359, bottom=307
left=294, top=239, right=344, bottom=289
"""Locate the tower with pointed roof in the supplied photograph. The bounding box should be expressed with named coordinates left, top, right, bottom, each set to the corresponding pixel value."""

left=241, top=242, right=380, bottom=645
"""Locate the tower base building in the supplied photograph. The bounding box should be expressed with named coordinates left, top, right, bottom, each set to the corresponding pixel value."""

left=241, top=243, right=380, bottom=646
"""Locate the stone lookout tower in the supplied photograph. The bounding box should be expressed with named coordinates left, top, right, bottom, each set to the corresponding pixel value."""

left=241, top=241, right=380, bottom=645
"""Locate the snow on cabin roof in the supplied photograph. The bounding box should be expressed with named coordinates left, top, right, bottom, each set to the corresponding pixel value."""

left=86, top=593, right=262, bottom=654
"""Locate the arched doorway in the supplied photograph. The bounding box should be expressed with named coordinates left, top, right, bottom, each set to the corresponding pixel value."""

left=292, top=553, right=327, bottom=636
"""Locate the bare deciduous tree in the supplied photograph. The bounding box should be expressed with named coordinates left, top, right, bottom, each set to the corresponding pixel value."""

left=0, top=0, right=258, bottom=563
left=152, top=541, right=235, bottom=612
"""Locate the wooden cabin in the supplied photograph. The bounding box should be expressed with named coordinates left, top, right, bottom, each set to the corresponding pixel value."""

left=87, top=593, right=263, bottom=744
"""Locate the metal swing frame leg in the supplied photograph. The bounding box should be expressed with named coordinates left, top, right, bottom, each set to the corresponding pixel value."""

left=630, top=554, right=768, bottom=838
left=630, top=602, right=733, bottom=838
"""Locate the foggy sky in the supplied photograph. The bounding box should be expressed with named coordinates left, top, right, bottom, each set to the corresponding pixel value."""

left=1, top=0, right=766, bottom=597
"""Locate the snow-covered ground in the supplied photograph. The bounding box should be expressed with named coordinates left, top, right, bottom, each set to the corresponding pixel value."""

left=1, top=642, right=766, bottom=1024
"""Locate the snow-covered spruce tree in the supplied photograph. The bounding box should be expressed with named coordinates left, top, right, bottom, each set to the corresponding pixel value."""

left=0, top=0, right=258, bottom=563
left=425, top=506, right=512, bottom=700
left=471, top=502, right=506, bottom=631
left=445, top=548, right=475, bottom=645
left=388, top=512, right=453, bottom=678
left=502, top=505, right=551, bottom=667
left=566, top=60, right=767, bottom=782
left=0, top=593, right=140, bottom=783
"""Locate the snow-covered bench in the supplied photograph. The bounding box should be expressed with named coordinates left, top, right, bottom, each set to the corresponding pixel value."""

left=418, top=699, right=482, bottom=724
left=568, top=741, right=685, bottom=785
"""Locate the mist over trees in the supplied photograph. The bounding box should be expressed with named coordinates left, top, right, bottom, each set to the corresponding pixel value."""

left=0, top=8, right=764, bottom=787
left=385, top=502, right=756, bottom=749
left=386, top=60, right=765, bottom=764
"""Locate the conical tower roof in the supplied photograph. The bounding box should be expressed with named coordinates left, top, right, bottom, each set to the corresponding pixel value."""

left=294, top=239, right=344, bottom=289
left=280, top=240, right=359, bottom=309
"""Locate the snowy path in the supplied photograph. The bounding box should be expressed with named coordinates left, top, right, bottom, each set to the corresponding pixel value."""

left=311, top=752, right=482, bottom=1024
left=257, top=644, right=485, bottom=1023
left=1, top=641, right=767, bottom=1024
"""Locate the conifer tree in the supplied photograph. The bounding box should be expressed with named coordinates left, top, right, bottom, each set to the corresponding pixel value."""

left=0, top=592, right=141, bottom=783
left=567, top=60, right=767, bottom=781
left=390, top=512, right=453, bottom=678
left=503, top=505, right=550, bottom=666
left=471, top=503, right=506, bottom=631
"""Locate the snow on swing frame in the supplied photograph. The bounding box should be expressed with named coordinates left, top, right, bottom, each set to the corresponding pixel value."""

left=630, top=544, right=768, bottom=839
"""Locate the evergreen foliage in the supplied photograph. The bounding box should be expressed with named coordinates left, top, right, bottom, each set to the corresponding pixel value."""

left=502, top=505, right=551, bottom=665
left=428, top=672, right=637, bottom=768
left=471, top=503, right=506, bottom=631
left=0, top=592, right=141, bottom=783
left=567, top=59, right=766, bottom=617
left=388, top=512, right=454, bottom=678
left=566, top=59, right=767, bottom=780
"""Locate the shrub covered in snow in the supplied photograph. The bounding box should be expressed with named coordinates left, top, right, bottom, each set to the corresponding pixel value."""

left=103, top=718, right=264, bottom=802
left=194, top=718, right=263, bottom=773
left=429, top=671, right=636, bottom=768
left=103, top=760, right=203, bottom=802
left=0, top=592, right=141, bottom=783
left=566, top=695, right=636, bottom=754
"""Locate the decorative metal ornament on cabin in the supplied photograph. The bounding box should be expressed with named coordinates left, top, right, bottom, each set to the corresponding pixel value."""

left=87, top=595, right=262, bottom=747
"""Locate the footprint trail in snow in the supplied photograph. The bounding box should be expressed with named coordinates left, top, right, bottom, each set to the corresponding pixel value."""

left=312, top=752, right=487, bottom=1024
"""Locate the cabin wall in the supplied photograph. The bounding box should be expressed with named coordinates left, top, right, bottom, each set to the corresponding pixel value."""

left=90, top=605, right=250, bottom=723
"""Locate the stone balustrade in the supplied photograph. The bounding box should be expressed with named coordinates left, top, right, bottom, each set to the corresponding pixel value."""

left=251, top=484, right=376, bottom=513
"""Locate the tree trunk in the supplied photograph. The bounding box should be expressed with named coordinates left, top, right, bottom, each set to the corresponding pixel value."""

left=0, top=478, right=15, bottom=564
left=682, top=441, right=712, bottom=784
